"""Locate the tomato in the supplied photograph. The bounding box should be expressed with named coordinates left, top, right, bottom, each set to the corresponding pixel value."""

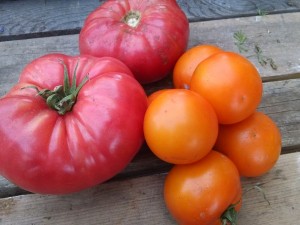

left=214, top=111, right=282, bottom=177
left=0, top=54, right=148, bottom=194
left=147, top=89, right=171, bottom=105
left=144, top=89, right=218, bottom=164
left=173, top=44, right=223, bottom=89
left=164, top=150, right=242, bottom=225
left=79, top=0, right=189, bottom=84
left=190, top=51, right=263, bottom=124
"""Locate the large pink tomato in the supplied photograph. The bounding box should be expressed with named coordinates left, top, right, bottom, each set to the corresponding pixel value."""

left=79, top=0, right=189, bottom=84
left=0, top=54, right=148, bottom=194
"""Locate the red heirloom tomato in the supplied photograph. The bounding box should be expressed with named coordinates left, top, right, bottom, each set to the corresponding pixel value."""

left=0, top=54, right=148, bottom=194
left=190, top=51, right=263, bottom=124
left=215, top=111, right=282, bottom=177
left=79, top=0, right=189, bottom=84
left=164, top=150, right=242, bottom=225
left=144, top=89, right=218, bottom=164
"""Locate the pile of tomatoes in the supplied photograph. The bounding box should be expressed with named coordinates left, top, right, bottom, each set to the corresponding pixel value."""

left=144, top=45, right=282, bottom=225
left=0, top=0, right=282, bottom=223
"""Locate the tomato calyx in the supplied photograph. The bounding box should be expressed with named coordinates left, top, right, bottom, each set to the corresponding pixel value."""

left=122, top=11, right=141, bottom=28
left=220, top=201, right=239, bottom=225
left=24, top=61, right=89, bottom=115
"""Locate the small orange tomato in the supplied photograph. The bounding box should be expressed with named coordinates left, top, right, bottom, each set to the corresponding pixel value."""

left=214, top=111, right=282, bottom=177
left=164, top=150, right=242, bottom=225
left=144, top=89, right=218, bottom=164
left=190, top=51, right=263, bottom=124
left=147, top=89, right=171, bottom=105
left=173, top=44, right=223, bottom=89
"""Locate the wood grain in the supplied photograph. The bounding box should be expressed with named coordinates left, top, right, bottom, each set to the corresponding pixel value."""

left=0, top=0, right=299, bottom=41
left=188, top=12, right=300, bottom=79
left=0, top=152, right=299, bottom=225
left=178, top=0, right=300, bottom=21
left=259, top=79, right=300, bottom=151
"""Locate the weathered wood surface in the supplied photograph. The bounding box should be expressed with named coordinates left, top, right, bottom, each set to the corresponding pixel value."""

left=0, top=152, right=299, bottom=225
left=0, top=12, right=299, bottom=199
left=0, top=0, right=299, bottom=41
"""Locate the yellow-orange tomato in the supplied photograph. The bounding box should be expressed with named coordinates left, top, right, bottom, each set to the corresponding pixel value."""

left=164, top=150, right=242, bottom=225
left=190, top=51, right=263, bottom=124
left=144, top=89, right=218, bottom=164
left=147, top=89, right=171, bottom=105
left=215, top=111, right=282, bottom=177
left=173, top=44, right=223, bottom=89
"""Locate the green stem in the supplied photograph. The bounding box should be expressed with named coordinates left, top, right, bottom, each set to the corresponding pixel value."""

left=23, top=60, right=88, bottom=115
left=220, top=200, right=240, bottom=225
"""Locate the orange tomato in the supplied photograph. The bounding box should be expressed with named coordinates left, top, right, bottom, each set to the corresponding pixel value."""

left=190, top=51, right=263, bottom=124
left=144, top=89, right=218, bottom=164
left=147, top=89, right=171, bottom=105
left=214, top=111, right=282, bottom=177
left=173, top=44, right=223, bottom=89
left=164, top=150, right=242, bottom=225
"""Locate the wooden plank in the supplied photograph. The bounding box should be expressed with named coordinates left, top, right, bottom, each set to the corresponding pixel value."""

left=260, top=79, right=300, bottom=151
left=0, top=0, right=104, bottom=41
left=180, top=0, right=300, bottom=22
left=238, top=152, right=300, bottom=224
left=0, top=0, right=299, bottom=41
left=0, top=152, right=299, bottom=225
left=188, top=12, right=300, bottom=79
left=0, top=12, right=299, bottom=198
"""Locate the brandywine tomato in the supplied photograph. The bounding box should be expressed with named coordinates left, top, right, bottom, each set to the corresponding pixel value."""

left=164, top=150, right=242, bottom=225
left=144, top=89, right=218, bottom=164
left=79, top=0, right=189, bottom=84
left=0, top=54, right=148, bottom=194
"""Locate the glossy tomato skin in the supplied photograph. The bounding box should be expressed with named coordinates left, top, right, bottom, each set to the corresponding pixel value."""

left=0, top=54, right=148, bottom=194
left=144, top=89, right=218, bottom=164
left=79, top=0, right=189, bottom=84
left=147, top=89, right=171, bottom=105
left=164, top=150, right=242, bottom=225
left=215, top=111, right=282, bottom=177
left=190, top=51, right=263, bottom=124
left=173, top=44, right=223, bottom=89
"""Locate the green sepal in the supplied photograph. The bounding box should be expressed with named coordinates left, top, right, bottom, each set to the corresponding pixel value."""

left=22, top=60, right=89, bottom=115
